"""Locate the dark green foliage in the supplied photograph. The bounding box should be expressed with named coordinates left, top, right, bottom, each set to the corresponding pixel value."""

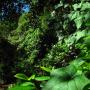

left=7, top=12, right=58, bottom=75
left=83, top=84, right=90, bottom=90
left=0, top=0, right=90, bottom=90
left=0, top=20, right=17, bottom=38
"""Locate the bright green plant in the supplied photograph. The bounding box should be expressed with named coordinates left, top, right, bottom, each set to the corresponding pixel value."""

left=42, top=60, right=90, bottom=90
left=14, top=73, right=50, bottom=81
left=8, top=72, right=50, bottom=90
left=8, top=84, right=35, bottom=90
left=8, top=74, right=36, bottom=90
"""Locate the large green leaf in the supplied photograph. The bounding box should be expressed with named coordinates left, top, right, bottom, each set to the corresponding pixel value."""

left=42, top=61, right=90, bottom=90
left=74, top=16, right=83, bottom=29
left=75, top=30, right=86, bottom=42
left=64, top=30, right=86, bottom=46
left=81, top=2, right=90, bottom=10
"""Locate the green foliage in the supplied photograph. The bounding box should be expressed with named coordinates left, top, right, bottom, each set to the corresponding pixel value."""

left=40, top=66, right=52, bottom=73
left=7, top=11, right=58, bottom=75
left=69, top=1, right=90, bottom=29
left=14, top=73, right=50, bottom=82
left=8, top=84, right=35, bottom=90
left=41, top=41, right=69, bottom=66
left=42, top=26, right=90, bottom=90
left=21, top=82, right=35, bottom=86
left=42, top=60, right=90, bottom=90
left=84, top=36, right=90, bottom=48
left=10, top=72, right=50, bottom=90
left=35, top=76, right=50, bottom=81
left=14, top=73, right=29, bottom=80
left=1, top=0, right=90, bottom=89
left=8, top=14, right=43, bottom=73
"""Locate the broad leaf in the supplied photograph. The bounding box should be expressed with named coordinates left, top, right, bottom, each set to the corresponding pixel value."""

left=35, top=76, right=50, bottom=81
left=74, top=16, right=83, bottom=29
left=42, top=61, right=90, bottom=90
left=75, top=30, right=86, bottom=42
left=14, top=73, right=28, bottom=80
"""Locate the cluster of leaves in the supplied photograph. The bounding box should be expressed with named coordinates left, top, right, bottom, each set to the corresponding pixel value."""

left=7, top=12, right=57, bottom=76
left=41, top=41, right=69, bottom=67
left=8, top=67, right=51, bottom=90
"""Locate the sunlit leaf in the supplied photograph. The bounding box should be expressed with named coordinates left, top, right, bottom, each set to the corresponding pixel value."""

left=35, top=76, right=50, bottom=81
left=14, top=73, right=28, bottom=80
left=40, top=66, right=52, bottom=72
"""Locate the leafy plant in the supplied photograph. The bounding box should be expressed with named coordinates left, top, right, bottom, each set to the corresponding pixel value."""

left=14, top=73, right=50, bottom=81
left=9, top=72, right=50, bottom=90
left=42, top=60, right=90, bottom=90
